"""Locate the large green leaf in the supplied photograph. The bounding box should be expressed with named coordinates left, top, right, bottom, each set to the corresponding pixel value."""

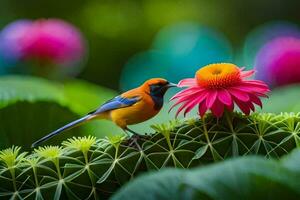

left=0, top=76, right=119, bottom=149
left=112, top=149, right=300, bottom=200
left=0, top=76, right=66, bottom=108
left=184, top=158, right=300, bottom=199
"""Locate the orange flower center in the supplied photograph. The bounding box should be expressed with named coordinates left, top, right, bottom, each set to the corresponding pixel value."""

left=196, top=63, right=241, bottom=88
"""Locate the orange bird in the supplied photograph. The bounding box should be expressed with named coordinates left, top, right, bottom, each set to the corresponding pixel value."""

left=32, top=78, right=176, bottom=147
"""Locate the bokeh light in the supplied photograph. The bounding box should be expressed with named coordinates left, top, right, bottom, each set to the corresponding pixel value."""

left=255, top=37, right=300, bottom=87
left=120, top=50, right=172, bottom=91
left=120, top=22, right=233, bottom=91
left=243, top=21, right=300, bottom=68
left=152, top=22, right=233, bottom=79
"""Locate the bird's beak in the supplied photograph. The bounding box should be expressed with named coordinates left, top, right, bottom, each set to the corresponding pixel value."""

left=166, top=82, right=178, bottom=88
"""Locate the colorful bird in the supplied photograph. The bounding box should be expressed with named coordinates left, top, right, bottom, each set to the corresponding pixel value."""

left=32, top=78, right=176, bottom=147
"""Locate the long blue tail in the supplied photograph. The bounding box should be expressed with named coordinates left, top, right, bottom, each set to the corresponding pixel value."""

left=31, top=114, right=93, bottom=148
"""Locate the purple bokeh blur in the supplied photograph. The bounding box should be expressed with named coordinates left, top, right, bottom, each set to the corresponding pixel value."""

left=243, top=21, right=300, bottom=69
left=0, top=20, right=32, bottom=62
left=255, top=37, right=300, bottom=87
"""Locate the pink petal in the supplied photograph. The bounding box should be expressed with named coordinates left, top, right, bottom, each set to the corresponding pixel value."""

left=240, top=82, right=270, bottom=91
left=253, top=92, right=268, bottom=98
left=175, top=102, right=188, bottom=118
left=170, top=91, right=208, bottom=114
left=170, top=92, right=202, bottom=112
left=198, top=102, right=208, bottom=117
left=244, top=80, right=268, bottom=86
left=228, top=88, right=250, bottom=102
left=249, top=94, right=262, bottom=108
left=178, top=78, right=197, bottom=87
left=206, top=90, right=218, bottom=108
left=210, top=99, right=224, bottom=118
left=169, top=99, right=187, bottom=113
left=183, top=93, right=208, bottom=116
left=242, top=80, right=270, bottom=89
left=234, top=98, right=251, bottom=115
left=226, top=102, right=234, bottom=112
left=231, top=85, right=269, bottom=94
left=171, top=90, right=206, bottom=106
left=217, top=89, right=232, bottom=106
left=170, top=87, right=204, bottom=100
left=240, top=70, right=255, bottom=78
left=247, top=101, right=255, bottom=111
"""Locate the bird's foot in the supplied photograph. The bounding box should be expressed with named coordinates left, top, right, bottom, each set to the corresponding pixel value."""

left=127, top=134, right=150, bottom=150
left=128, top=136, right=141, bottom=150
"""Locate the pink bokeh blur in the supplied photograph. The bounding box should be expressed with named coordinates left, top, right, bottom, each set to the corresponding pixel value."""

left=0, top=18, right=85, bottom=67
left=255, top=37, right=300, bottom=87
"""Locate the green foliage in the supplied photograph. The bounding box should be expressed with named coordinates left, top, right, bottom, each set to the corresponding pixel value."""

left=0, top=75, right=65, bottom=109
left=0, top=76, right=118, bottom=149
left=262, top=84, right=300, bottom=113
left=112, top=149, right=300, bottom=200
left=0, top=112, right=300, bottom=199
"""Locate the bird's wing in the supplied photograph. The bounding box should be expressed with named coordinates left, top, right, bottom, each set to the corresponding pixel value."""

left=90, top=95, right=142, bottom=115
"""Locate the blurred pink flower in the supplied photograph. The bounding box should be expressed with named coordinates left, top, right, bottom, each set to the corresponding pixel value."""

left=255, top=37, right=300, bottom=87
left=0, top=19, right=85, bottom=67
left=22, top=19, right=85, bottom=66
left=170, top=63, right=270, bottom=118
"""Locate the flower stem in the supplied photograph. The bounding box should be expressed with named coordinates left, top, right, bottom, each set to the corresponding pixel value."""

left=201, top=117, right=210, bottom=143
left=54, top=159, right=62, bottom=179
left=225, top=111, right=234, bottom=132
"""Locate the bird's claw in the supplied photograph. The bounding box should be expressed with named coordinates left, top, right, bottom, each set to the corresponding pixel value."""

left=127, top=134, right=150, bottom=150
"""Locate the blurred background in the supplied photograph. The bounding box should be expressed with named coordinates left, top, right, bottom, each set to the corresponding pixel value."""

left=1, top=0, right=300, bottom=149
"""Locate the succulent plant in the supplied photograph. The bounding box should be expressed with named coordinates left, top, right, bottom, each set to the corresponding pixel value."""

left=1, top=112, right=300, bottom=199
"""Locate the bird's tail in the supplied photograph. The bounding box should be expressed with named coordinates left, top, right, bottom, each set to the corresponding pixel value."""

left=31, top=114, right=95, bottom=148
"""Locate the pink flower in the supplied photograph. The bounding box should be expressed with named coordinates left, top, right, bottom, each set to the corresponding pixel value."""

left=0, top=19, right=85, bottom=67
left=170, top=63, right=270, bottom=118
left=22, top=19, right=85, bottom=66
left=255, top=37, right=300, bottom=87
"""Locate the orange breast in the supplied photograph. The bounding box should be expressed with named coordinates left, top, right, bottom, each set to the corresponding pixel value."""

left=109, top=95, right=159, bottom=128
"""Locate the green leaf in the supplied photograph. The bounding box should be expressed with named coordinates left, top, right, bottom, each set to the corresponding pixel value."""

left=184, top=158, right=300, bottom=199
left=262, top=84, right=300, bottom=113
left=0, top=75, right=66, bottom=109
left=280, top=148, right=300, bottom=173
left=112, top=149, right=300, bottom=200
left=0, top=101, right=81, bottom=150
left=112, top=169, right=184, bottom=200
left=193, top=145, right=208, bottom=159
left=0, top=76, right=119, bottom=149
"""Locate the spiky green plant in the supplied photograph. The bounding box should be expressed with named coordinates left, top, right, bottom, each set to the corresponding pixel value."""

left=1, top=112, right=300, bottom=199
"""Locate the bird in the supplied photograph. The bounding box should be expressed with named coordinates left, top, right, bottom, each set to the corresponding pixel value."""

left=32, top=78, right=177, bottom=147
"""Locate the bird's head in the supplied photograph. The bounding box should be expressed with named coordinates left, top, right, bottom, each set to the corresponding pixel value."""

left=142, top=78, right=177, bottom=97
